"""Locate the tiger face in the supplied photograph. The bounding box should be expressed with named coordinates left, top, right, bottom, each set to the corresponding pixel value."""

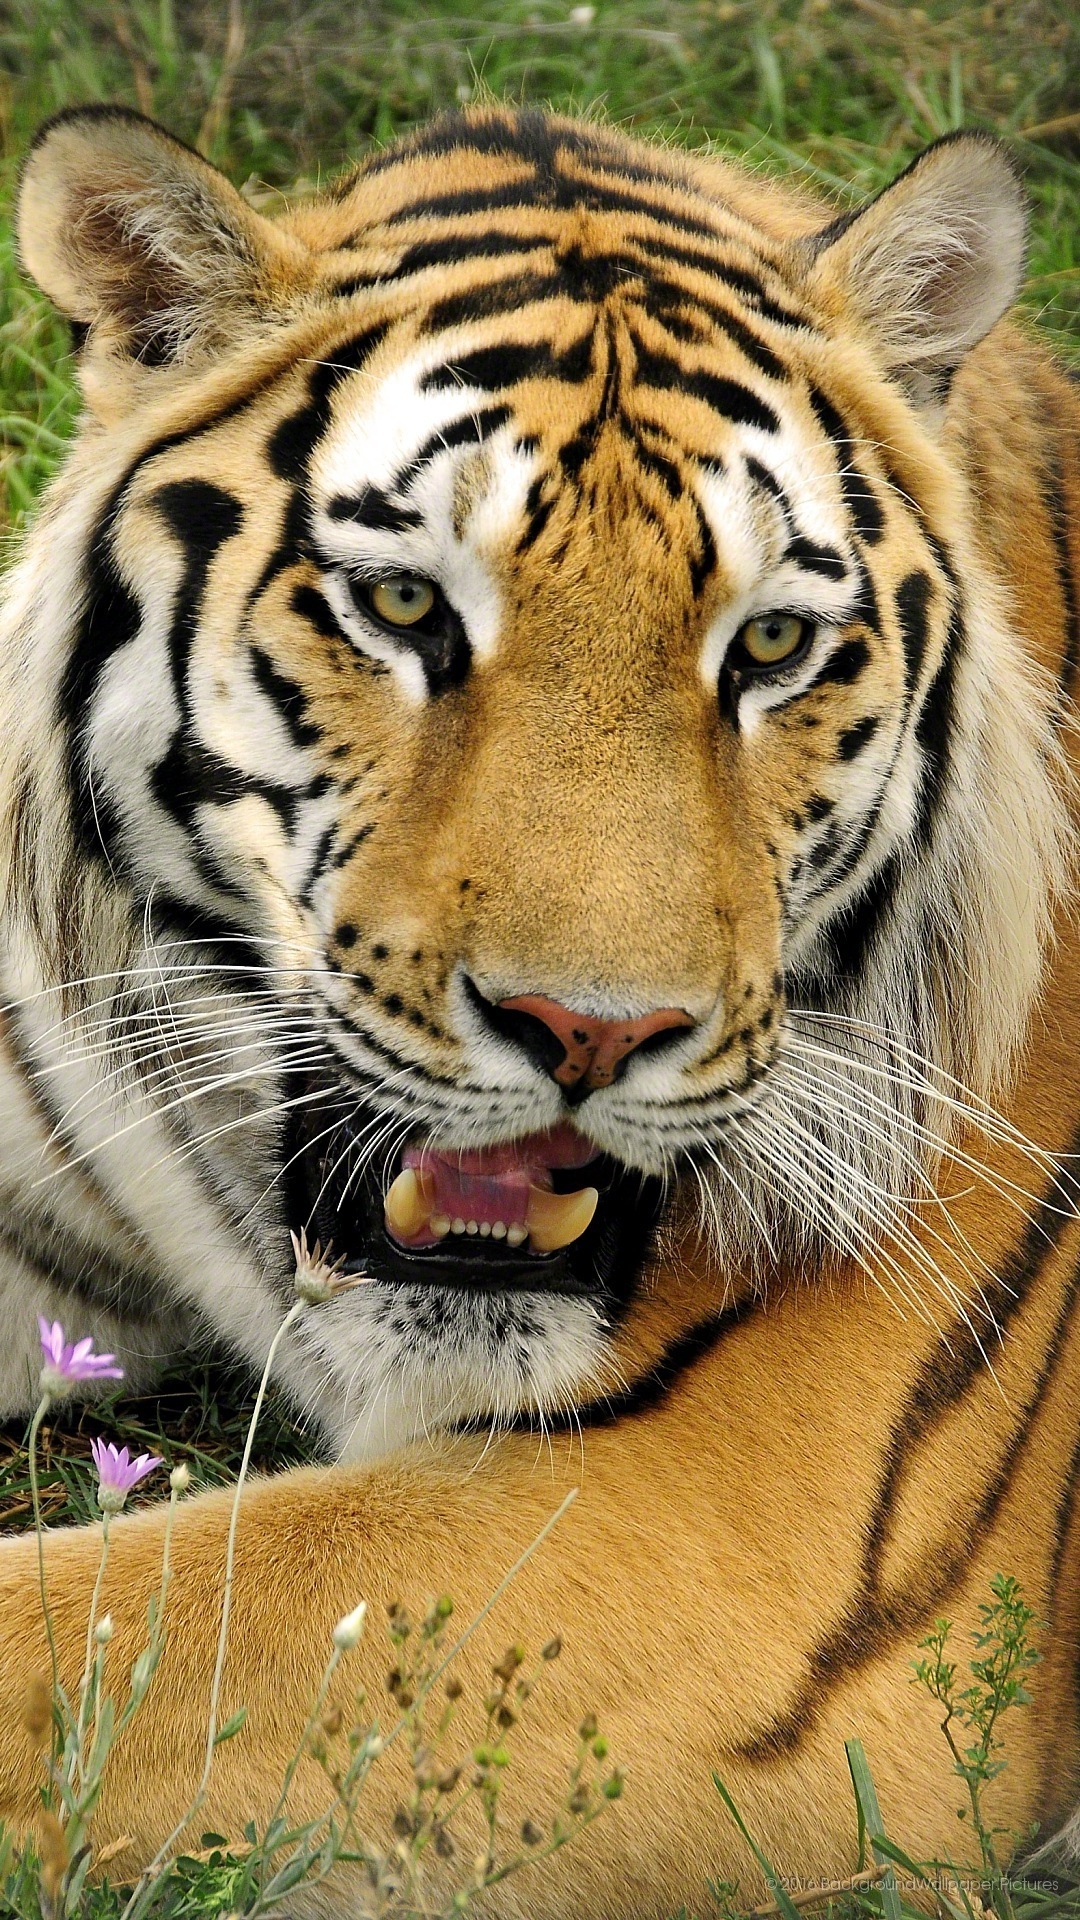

left=7, top=106, right=1058, bottom=1455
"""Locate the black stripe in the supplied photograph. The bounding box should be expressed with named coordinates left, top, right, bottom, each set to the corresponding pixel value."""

left=629, top=233, right=808, bottom=329
left=516, top=1299, right=753, bottom=1433
left=326, top=487, right=422, bottom=532
left=641, top=280, right=787, bottom=380
left=808, top=386, right=885, bottom=544
left=268, top=324, right=392, bottom=485
left=420, top=271, right=572, bottom=333
left=817, top=849, right=900, bottom=982
left=246, top=489, right=310, bottom=613
left=630, top=433, right=682, bottom=499
left=911, top=601, right=963, bottom=847
left=388, top=405, right=513, bottom=494
left=784, top=536, right=846, bottom=580
left=149, top=482, right=319, bottom=863
left=290, top=583, right=352, bottom=648
left=689, top=494, right=718, bottom=599
left=360, top=108, right=701, bottom=199
left=393, top=230, right=546, bottom=277
left=740, top=1127, right=1080, bottom=1758
left=805, top=635, right=870, bottom=691
left=745, top=455, right=787, bottom=506
left=419, top=333, right=593, bottom=395
left=299, top=821, right=338, bottom=910
left=516, top=477, right=557, bottom=555
left=386, top=174, right=728, bottom=249
left=631, top=336, right=780, bottom=434
left=1041, top=428, right=1080, bottom=713
left=837, top=714, right=880, bottom=761
left=894, top=569, right=934, bottom=692
left=250, top=646, right=320, bottom=750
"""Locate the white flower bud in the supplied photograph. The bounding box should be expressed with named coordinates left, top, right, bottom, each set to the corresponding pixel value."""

left=295, top=1268, right=334, bottom=1305
left=332, top=1599, right=368, bottom=1651
left=94, top=1614, right=114, bottom=1645
left=169, top=1462, right=191, bottom=1494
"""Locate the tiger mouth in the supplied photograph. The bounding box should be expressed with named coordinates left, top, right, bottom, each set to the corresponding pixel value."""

left=286, top=1095, right=665, bottom=1298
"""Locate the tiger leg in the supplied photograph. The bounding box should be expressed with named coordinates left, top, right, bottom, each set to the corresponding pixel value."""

left=0, top=1430, right=1067, bottom=1920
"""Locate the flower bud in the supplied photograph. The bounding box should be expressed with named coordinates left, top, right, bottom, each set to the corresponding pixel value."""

left=521, top=1818, right=544, bottom=1847
left=22, top=1675, right=51, bottom=1744
left=541, top=1636, right=562, bottom=1661
left=332, top=1599, right=368, bottom=1651
left=295, top=1268, right=333, bottom=1305
left=169, top=1462, right=191, bottom=1495
left=493, top=1642, right=525, bottom=1684
left=38, top=1810, right=68, bottom=1903
left=94, top=1614, right=114, bottom=1645
left=578, top=1713, right=598, bottom=1742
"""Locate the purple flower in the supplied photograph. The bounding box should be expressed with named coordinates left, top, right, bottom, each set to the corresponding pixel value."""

left=38, top=1318, right=124, bottom=1395
left=90, top=1438, right=163, bottom=1513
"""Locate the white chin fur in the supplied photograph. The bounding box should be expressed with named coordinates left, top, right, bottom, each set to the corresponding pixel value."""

left=292, top=1283, right=610, bottom=1462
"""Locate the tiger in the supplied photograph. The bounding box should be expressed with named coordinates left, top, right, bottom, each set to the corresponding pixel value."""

left=0, top=95, right=1078, bottom=1913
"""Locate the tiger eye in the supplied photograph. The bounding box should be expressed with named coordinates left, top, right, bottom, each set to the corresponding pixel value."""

left=370, top=577, right=437, bottom=627
left=737, top=612, right=808, bottom=667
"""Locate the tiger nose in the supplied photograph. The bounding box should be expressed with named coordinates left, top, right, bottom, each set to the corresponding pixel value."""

left=497, top=993, right=695, bottom=1093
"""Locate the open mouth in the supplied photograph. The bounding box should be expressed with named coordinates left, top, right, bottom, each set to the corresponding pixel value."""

left=286, top=1092, right=666, bottom=1300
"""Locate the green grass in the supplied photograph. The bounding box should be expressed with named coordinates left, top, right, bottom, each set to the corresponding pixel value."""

left=0, top=0, right=1078, bottom=1496
left=2, top=0, right=1079, bottom=527
left=0, top=1359, right=311, bottom=1534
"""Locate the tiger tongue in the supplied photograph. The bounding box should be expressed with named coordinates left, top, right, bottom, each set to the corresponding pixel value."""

left=384, top=1130, right=600, bottom=1252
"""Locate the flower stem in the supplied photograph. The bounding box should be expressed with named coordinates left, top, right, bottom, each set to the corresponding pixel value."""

left=120, top=1298, right=305, bottom=1920
left=27, top=1393, right=62, bottom=1782
left=75, top=1511, right=111, bottom=1789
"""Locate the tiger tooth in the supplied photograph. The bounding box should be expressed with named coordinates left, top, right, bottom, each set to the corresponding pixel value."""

left=383, top=1167, right=436, bottom=1241
left=525, top=1183, right=599, bottom=1253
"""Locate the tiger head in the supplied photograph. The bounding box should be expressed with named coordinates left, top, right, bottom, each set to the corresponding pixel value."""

left=7, top=106, right=1064, bottom=1455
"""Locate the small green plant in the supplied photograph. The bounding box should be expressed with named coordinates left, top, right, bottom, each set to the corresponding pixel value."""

left=702, top=1573, right=1076, bottom=1920
left=913, top=1574, right=1043, bottom=1920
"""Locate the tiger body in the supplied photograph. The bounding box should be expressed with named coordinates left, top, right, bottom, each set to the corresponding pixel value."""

left=0, top=104, right=1079, bottom=1908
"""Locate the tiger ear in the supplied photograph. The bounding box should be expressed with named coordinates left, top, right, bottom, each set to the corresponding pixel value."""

left=17, top=107, right=312, bottom=383
left=803, top=133, right=1028, bottom=408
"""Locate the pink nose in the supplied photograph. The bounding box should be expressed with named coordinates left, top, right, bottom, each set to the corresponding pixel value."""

left=498, top=994, right=694, bottom=1090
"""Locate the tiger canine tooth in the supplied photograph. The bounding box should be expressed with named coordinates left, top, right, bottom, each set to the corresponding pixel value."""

left=383, top=1167, right=436, bottom=1240
left=525, top=1184, right=599, bottom=1253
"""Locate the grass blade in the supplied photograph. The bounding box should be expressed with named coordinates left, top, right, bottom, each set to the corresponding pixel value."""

left=845, top=1739, right=903, bottom=1920
left=712, top=1773, right=802, bottom=1920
